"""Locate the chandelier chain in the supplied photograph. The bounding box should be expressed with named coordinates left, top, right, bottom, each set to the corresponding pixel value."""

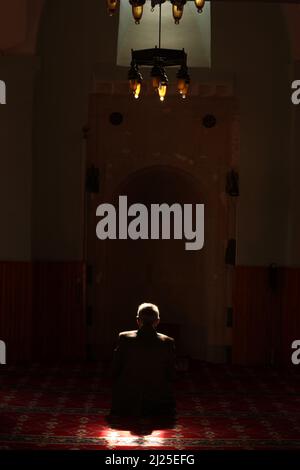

left=159, top=3, right=162, bottom=49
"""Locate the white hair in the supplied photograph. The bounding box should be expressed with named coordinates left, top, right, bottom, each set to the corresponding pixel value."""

left=137, top=303, right=160, bottom=324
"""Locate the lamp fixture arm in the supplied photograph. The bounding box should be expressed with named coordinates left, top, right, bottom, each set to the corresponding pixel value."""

left=159, top=2, right=162, bottom=48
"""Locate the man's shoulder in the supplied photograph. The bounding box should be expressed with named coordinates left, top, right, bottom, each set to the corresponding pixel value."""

left=119, top=330, right=138, bottom=339
left=118, top=330, right=174, bottom=343
left=157, top=332, right=175, bottom=343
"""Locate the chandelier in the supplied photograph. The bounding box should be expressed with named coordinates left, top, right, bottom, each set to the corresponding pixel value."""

left=107, top=0, right=205, bottom=24
left=127, top=2, right=191, bottom=102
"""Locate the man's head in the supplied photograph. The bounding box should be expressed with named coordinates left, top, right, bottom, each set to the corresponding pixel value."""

left=137, top=303, right=160, bottom=329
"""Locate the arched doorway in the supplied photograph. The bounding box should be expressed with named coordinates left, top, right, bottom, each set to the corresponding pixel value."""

left=86, top=89, right=237, bottom=363
left=89, top=164, right=229, bottom=361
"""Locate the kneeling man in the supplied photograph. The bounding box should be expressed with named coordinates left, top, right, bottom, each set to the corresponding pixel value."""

left=110, top=303, right=176, bottom=417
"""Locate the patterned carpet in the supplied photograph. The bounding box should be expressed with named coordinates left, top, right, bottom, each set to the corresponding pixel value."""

left=0, top=362, right=300, bottom=450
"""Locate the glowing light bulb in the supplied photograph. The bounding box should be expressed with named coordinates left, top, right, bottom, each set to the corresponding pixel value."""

left=129, top=80, right=137, bottom=93
left=158, top=84, right=167, bottom=102
left=128, top=62, right=143, bottom=99
left=107, top=0, right=118, bottom=16
left=134, top=82, right=141, bottom=99
left=151, top=65, right=167, bottom=91
left=152, top=77, right=160, bottom=90
left=132, top=5, right=143, bottom=24
left=177, top=78, right=186, bottom=94
left=181, top=81, right=190, bottom=99
left=177, top=63, right=190, bottom=97
left=194, top=0, right=205, bottom=13
left=172, top=5, right=184, bottom=24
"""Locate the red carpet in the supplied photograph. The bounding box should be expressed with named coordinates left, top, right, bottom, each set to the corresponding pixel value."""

left=0, top=363, right=300, bottom=450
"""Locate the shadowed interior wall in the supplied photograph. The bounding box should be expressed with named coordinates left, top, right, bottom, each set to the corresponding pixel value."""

left=0, top=2, right=298, bottom=364
left=104, top=170, right=207, bottom=358
left=0, top=57, right=37, bottom=261
left=87, top=93, right=236, bottom=361
left=233, top=266, right=300, bottom=365
left=0, top=262, right=33, bottom=362
left=29, top=1, right=293, bottom=363
left=0, top=0, right=43, bottom=260
left=0, top=261, right=86, bottom=363
left=287, top=60, right=300, bottom=266
left=32, top=1, right=291, bottom=266
left=33, top=262, right=86, bottom=361
left=0, top=3, right=295, bottom=263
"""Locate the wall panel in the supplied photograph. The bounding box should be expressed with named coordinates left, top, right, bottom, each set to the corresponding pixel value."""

left=0, top=261, right=86, bottom=363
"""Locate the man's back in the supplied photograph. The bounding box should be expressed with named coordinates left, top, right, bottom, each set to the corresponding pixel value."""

left=111, top=326, right=176, bottom=416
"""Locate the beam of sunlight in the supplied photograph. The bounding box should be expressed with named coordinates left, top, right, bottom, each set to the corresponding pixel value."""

left=104, top=428, right=168, bottom=448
